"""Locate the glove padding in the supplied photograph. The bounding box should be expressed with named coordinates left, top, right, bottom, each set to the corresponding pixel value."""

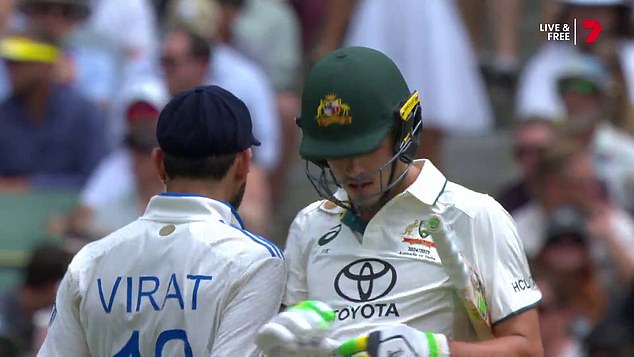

left=343, top=324, right=450, bottom=357
left=256, top=301, right=338, bottom=357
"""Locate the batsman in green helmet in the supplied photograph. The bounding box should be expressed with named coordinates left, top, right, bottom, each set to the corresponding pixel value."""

left=256, top=47, right=543, bottom=357
left=299, top=46, right=422, bottom=219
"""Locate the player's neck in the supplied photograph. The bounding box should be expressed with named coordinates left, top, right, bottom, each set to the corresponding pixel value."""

left=165, top=179, right=234, bottom=203
left=357, top=161, right=422, bottom=222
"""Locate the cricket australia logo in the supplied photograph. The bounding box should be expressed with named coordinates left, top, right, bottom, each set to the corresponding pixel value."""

left=316, top=94, right=352, bottom=127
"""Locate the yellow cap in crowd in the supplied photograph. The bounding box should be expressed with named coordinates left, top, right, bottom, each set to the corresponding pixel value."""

left=0, top=36, right=60, bottom=64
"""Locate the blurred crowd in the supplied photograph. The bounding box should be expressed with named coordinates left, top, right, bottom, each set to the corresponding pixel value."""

left=0, top=0, right=634, bottom=356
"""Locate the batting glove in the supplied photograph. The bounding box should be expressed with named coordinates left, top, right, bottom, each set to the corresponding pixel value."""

left=338, top=323, right=450, bottom=357
left=256, top=300, right=339, bottom=357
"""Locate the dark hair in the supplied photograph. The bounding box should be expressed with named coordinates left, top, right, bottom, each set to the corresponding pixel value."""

left=164, top=152, right=237, bottom=180
left=186, top=29, right=211, bottom=62
left=24, top=245, right=71, bottom=288
left=167, top=26, right=210, bottom=62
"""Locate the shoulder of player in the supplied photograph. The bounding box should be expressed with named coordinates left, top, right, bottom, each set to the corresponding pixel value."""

left=67, top=221, right=142, bottom=274
left=216, top=223, right=284, bottom=261
left=293, top=199, right=341, bottom=224
left=440, top=181, right=506, bottom=218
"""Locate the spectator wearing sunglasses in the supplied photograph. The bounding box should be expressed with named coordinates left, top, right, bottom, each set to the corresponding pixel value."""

left=498, top=118, right=557, bottom=214
left=557, top=54, right=634, bottom=214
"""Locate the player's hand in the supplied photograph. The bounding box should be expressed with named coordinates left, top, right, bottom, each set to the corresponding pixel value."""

left=338, top=323, right=450, bottom=357
left=256, top=300, right=338, bottom=357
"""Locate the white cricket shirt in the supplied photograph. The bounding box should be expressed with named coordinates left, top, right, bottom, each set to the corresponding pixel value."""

left=285, top=160, right=541, bottom=342
left=38, top=193, right=286, bottom=357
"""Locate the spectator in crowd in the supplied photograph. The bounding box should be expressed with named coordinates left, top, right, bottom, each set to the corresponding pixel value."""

left=17, top=0, right=108, bottom=101
left=516, top=0, right=634, bottom=134
left=162, top=2, right=280, bottom=175
left=214, top=0, right=302, bottom=201
left=65, top=77, right=169, bottom=239
left=513, top=140, right=634, bottom=299
left=556, top=53, right=634, bottom=213
left=159, top=25, right=275, bottom=235
left=533, top=207, right=607, bottom=357
left=0, top=32, right=106, bottom=190
left=313, top=0, right=493, bottom=166
left=498, top=118, right=557, bottom=214
left=17, top=0, right=159, bottom=146
left=0, top=245, right=71, bottom=356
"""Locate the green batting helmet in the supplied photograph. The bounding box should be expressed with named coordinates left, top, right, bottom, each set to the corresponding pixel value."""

left=299, top=47, right=421, bottom=163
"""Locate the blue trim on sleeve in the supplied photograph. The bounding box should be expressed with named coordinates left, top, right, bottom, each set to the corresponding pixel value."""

left=216, top=200, right=245, bottom=229
left=230, top=224, right=283, bottom=258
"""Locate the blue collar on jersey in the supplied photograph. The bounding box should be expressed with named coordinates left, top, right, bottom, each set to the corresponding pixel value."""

left=159, top=192, right=245, bottom=229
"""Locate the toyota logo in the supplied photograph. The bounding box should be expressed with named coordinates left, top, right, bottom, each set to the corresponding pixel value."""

left=334, top=259, right=397, bottom=302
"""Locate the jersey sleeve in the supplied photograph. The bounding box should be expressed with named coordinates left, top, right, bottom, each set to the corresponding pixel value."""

left=37, top=270, right=90, bottom=356
left=210, top=256, right=286, bottom=356
left=283, top=210, right=312, bottom=306
left=472, top=197, right=542, bottom=324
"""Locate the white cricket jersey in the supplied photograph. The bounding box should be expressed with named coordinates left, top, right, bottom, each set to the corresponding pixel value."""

left=284, top=160, right=541, bottom=342
left=39, top=193, right=286, bottom=357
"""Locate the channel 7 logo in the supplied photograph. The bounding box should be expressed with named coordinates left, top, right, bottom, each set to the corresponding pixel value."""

left=582, top=20, right=602, bottom=44
left=540, top=19, right=602, bottom=45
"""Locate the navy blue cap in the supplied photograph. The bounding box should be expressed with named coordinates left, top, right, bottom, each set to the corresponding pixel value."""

left=157, top=85, right=260, bottom=157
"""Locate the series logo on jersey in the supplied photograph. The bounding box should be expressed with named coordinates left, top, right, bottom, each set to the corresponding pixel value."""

left=332, top=258, right=400, bottom=321
left=398, top=219, right=441, bottom=264
left=316, top=94, right=352, bottom=127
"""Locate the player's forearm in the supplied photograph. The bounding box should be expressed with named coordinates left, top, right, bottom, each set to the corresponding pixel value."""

left=449, top=336, right=543, bottom=357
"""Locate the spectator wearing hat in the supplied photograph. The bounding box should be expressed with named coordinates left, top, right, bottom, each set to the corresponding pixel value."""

left=38, top=85, right=285, bottom=357
left=533, top=207, right=607, bottom=357
left=0, top=31, right=106, bottom=191
left=557, top=54, right=634, bottom=214
left=16, top=0, right=155, bottom=146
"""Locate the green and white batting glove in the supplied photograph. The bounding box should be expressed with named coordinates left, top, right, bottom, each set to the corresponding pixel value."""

left=338, top=323, right=450, bottom=357
left=256, top=300, right=338, bottom=357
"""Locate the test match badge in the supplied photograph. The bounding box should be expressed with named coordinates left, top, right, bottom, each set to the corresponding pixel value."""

left=315, top=94, right=352, bottom=127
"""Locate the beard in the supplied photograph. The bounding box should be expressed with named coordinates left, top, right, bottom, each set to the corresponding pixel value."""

left=229, top=182, right=247, bottom=209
